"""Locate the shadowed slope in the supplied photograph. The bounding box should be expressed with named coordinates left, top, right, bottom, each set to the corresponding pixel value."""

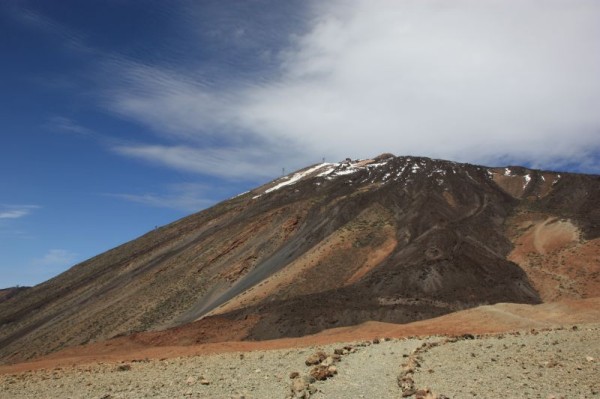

left=0, top=155, right=598, bottom=364
left=1, top=297, right=598, bottom=375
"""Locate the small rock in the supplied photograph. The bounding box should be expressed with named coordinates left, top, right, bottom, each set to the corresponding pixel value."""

left=305, top=351, right=327, bottom=366
left=586, top=356, right=594, bottom=362
left=415, top=388, right=431, bottom=399
left=199, top=377, right=210, bottom=385
left=289, top=371, right=300, bottom=379
left=321, top=356, right=335, bottom=367
left=304, top=375, right=316, bottom=384
left=115, top=364, right=131, bottom=372
left=292, top=377, right=308, bottom=392
left=290, top=376, right=312, bottom=399
left=373, top=338, right=380, bottom=344
left=334, top=348, right=344, bottom=355
left=546, top=360, right=559, bottom=368
left=309, top=365, right=335, bottom=381
left=186, top=376, right=196, bottom=385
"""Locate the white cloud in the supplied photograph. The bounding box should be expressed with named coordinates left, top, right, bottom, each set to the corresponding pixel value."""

left=32, top=249, right=78, bottom=267
left=109, top=183, right=218, bottom=212
left=47, top=116, right=93, bottom=136
left=0, top=205, right=40, bottom=219
left=0, top=210, right=30, bottom=219
left=239, top=0, right=600, bottom=168
left=105, top=0, right=600, bottom=174
left=112, top=144, right=302, bottom=180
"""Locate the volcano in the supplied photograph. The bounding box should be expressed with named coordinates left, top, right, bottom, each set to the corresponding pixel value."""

left=1, top=154, right=599, bottom=364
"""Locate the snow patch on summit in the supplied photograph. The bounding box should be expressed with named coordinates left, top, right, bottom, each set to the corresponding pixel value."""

left=265, top=163, right=331, bottom=194
left=523, top=174, right=531, bottom=189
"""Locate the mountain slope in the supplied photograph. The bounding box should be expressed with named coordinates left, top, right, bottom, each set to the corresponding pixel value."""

left=1, top=154, right=598, bottom=364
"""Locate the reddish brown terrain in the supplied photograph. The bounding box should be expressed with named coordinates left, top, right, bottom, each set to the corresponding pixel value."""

left=2, top=297, right=598, bottom=375
left=0, top=154, right=598, bottom=375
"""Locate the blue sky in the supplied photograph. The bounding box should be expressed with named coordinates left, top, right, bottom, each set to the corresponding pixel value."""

left=1, top=0, right=599, bottom=287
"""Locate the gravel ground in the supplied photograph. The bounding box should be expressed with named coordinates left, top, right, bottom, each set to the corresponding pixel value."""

left=1, top=324, right=598, bottom=399
left=412, top=324, right=600, bottom=399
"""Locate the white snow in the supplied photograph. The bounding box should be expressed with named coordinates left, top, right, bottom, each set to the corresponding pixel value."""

left=552, top=174, right=561, bottom=185
left=316, top=165, right=337, bottom=177
left=333, top=167, right=360, bottom=176
left=265, top=163, right=329, bottom=193
left=523, top=174, right=531, bottom=189
left=504, top=168, right=512, bottom=176
left=366, top=161, right=389, bottom=169
left=396, top=165, right=407, bottom=177
left=231, top=190, right=249, bottom=199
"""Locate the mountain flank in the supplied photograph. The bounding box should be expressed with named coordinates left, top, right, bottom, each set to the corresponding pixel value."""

left=0, top=154, right=598, bottom=364
left=0, top=287, right=29, bottom=304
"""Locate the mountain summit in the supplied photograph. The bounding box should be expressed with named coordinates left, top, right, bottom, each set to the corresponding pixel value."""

left=1, top=154, right=599, bottom=363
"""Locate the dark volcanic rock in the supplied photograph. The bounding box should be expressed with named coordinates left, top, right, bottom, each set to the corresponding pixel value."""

left=0, top=154, right=598, bottom=363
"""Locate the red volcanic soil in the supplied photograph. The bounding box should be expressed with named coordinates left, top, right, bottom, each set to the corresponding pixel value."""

left=2, top=297, right=598, bottom=375
left=507, top=215, right=600, bottom=301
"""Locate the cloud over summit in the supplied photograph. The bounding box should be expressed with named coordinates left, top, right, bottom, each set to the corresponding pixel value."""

left=106, top=0, right=600, bottom=176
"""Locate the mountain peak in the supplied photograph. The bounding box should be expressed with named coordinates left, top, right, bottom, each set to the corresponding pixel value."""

left=1, top=154, right=598, bottom=364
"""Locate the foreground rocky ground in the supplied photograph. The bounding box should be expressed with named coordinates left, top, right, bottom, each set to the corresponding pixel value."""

left=1, top=323, right=598, bottom=399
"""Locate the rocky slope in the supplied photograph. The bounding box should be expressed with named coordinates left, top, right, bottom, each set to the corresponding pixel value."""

left=0, top=287, right=29, bottom=304
left=0, top=154, right=598, bottom=364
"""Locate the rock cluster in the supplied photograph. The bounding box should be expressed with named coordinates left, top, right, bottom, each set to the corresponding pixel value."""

left=288, top=344, right=357, bottom=398
left=398, top=339, right=454, bottom=398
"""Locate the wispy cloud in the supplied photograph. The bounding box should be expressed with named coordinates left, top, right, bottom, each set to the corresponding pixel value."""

left=0, top=205, right=40, bottom=219
left=46, top=116, right=93, bottom=136
left=12, top=1, right=600, bottom=176
left=108, top=183, right=219, bottom=212
left=112, top=144, right=297, bottom=180
left=100, top=0, right=600, bottom=174
left=8, top=5, right=90, bottom=53
left=32, top=249, right=78, bottom=267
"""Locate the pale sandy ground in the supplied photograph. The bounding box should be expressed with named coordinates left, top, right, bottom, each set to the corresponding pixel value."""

left=0, top=325, right=598, bottom=398
left=412, top=324, right=600, bottom=399
left=1, top=299, right=599, bottom=398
